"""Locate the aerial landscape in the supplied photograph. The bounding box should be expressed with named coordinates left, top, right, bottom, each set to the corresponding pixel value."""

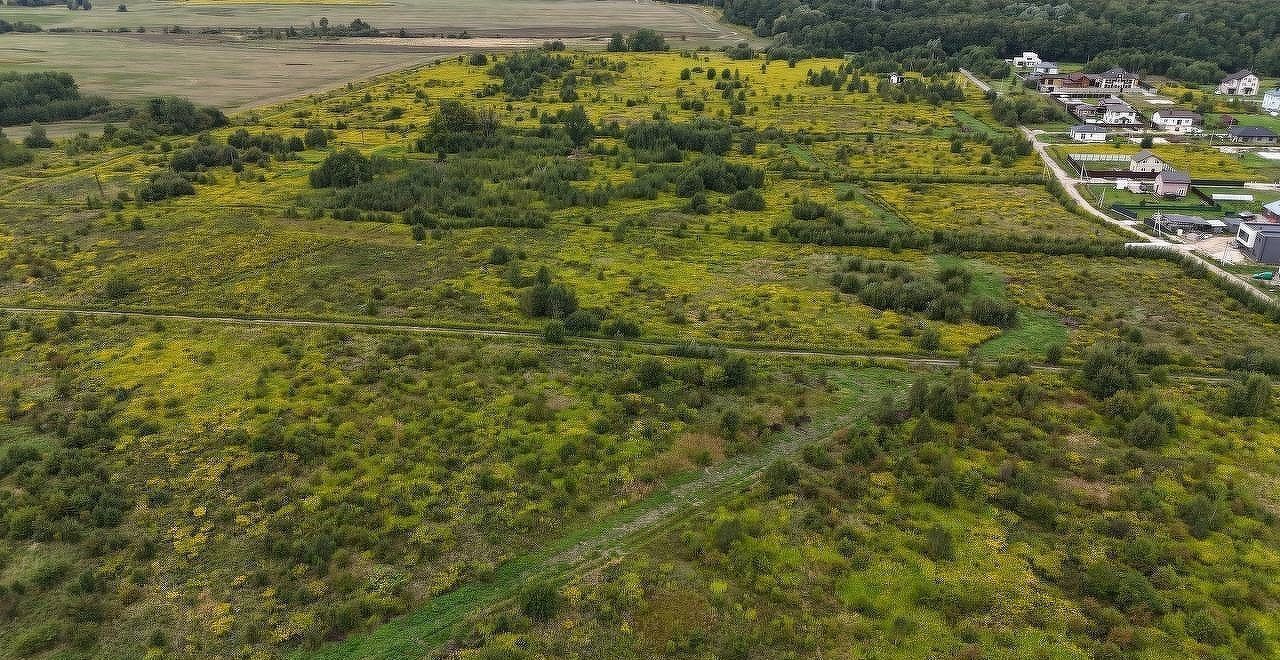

left=1, top=0, right=1279, bottom=659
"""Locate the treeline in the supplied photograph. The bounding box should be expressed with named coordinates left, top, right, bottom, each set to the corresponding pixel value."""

left=0, top=19, right=41, bottom=33
left=716, top=0, right=1280, bottom=76
left=0, top=72, right=111, bottom=127
left=773, top=221, right=1129, bottom=257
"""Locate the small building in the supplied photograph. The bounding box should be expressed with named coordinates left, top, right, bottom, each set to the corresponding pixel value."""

left=1217, top=70, right=1260, bottom=96
left=1099, top=97, right=1138, bottom=125
left=1033, top=61, right=1059, bottom=75
left=1150, top=109, right=1201, bottom=134
left=1149, top=212, right=1228, bottom=234
left=1263, top=89, right=1280, bottom=114
left=1154, top=169, right=1191, bottom=197
left=1237, top=222, right=1280, bottom=264
left=1095, top=67, right=1140, bottom=89
left=1038, top=72, right=1093, bottom=93
left=1228, top=125, right=1280, bottom=144
left=1129, top=149, right=1166, bottom=173
left=1219, top=114, right=1238, bottom=126
left=887, top=72, right=903, bottom=85
left=1069, top=124, right=1108, bottom=142
left=1262, top=200, right=1280, bottom=223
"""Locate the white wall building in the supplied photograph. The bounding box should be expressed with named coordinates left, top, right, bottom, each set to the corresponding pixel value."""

left=1217, top=70, right=1260, bottom=96
left=1129, top=150, right=1165, bottom=173
left=1099, top=98, right=1138, bottom=125
left=1264, top=89, right=1280, bottom=114
left=1012, top=52, right=1042, bottom=68
left=1069, top=124, right=1108, bottom=142
left=1151, top=109, right=1202, bottom=134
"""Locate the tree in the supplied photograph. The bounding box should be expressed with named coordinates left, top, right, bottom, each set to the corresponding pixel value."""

left=23, top=123, right=51, bottom=148
left=605, top=32, right=627, bottom=52
left=542, top=319, right=566, bottom=344
left=559, top=104, right=593, bottom=147
left=1081, top=343, right=1136, bottom=399
left=1224, top=373, right=1271, bottom=417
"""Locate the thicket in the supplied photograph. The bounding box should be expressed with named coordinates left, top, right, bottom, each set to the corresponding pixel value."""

left=488, top=51, right=573, bottom=99
left=0, top=71, right=111, bottom=126
left=831, top=258, right=1017, bottom=328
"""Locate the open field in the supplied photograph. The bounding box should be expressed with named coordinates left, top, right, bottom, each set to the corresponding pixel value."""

left=0, top=0, right=740, bottom=36
left=0, top=32, right=458, bottom=110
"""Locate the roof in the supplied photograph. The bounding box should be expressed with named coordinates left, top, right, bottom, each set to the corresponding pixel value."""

left=1098, top=67, right=1134, bottom=79
left=1240, top=221, right=1280, bottom=235
left=1070, top=124, right=1108, bottom=133
left=1230, top=125, right=1279, bottom=138
left=1131, top=149, right=1162, bottom=162
left=1156, top=213, right=1206, bottom=224
left=1156, top=169, right=1191, bottom=184
left=1265, top=200, right=1280, bottom=215
left=1155, top=109, right=1201, bottom=120
left=1221, top=69, right=1256, bottom=82
left=1099, top=98, right=1134, bottom=110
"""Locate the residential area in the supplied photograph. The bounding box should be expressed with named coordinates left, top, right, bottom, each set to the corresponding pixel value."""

left=1000, top=52, right=1280, bottom=277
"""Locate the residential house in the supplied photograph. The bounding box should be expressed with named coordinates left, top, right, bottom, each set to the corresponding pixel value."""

left=1037, top=72, right=1091, bottom=93
left=1154, top=169, right=1191, bottom=197
left=1069, top=124, right=1108, bottom=142
left=1012, top=52, right=1041, bottom=68
left=1033, top=61, right=1059, bottom=75
left=1263, top=89, right=1280, bottom=114
left=887, top=72, right=903, bottom=85
left=1262, top=200, right=1280, bottom=223
left=1236, top=222, right=1280, bottom=264
left=1099, top=98, right=1138, bottom=125
left=1217, top=70, right=1260, bottom=96
left=1095, top=67, right=1140, bottom=89
left=1129, top=149, right=1166, bottom=173
left=1150, top=109, right=1201, bottom=134
left=1228, top=126, right=1279, bottom=144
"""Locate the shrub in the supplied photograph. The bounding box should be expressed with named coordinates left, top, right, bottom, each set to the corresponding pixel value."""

left=542, top=319, right=566, bottom=344
left=728, top=188, right=765, bottom=211
left=309, top=148, right=373, bottom=188
left=518, top=580, right=561, bottom=621
left=764, top=459, right=800, bottom=496
left=1080, top=344, right=1137, bottom=399
left=137, top=172, right=194, bottom=201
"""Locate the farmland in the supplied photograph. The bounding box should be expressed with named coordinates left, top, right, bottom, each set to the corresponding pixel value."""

left=0, top=43, right=1278, bottom=660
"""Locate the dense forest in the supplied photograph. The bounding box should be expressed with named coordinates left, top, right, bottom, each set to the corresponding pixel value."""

left=704, top=0, right=1280, bottom=76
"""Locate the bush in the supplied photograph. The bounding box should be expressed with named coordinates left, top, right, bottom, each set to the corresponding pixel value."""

left=137, top=172, right=194, bottom=201
left=1080, top=344, right=1137, bottom=399
left=764, top=459, right=800, bottom=496
left=518, top=580, right=561, bottom=621
left=542, top=319, right=566, bottom=344
left=563, top=309, right=601, bottom=334
left=309, top=148, right=373, bottom=188
left=728, top=188, right=765, bottom=211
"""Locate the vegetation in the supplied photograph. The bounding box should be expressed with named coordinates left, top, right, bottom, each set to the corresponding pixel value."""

left=0, top=49, right=1277, bottom=660
left=0, top=72, right=110, bottom=126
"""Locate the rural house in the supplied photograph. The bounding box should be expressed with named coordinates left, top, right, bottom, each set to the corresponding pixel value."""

left=1129, top=149, right=1166, bottom=173
left=1099, top=98, right=1138, bottom=125
left=1264, top=89, right=1280, bottom=114
left=1012, top=52, right=1042, bottom=67
left=1095, top=67, right=1139, bottom=89
left=1217, top=70, right=1260, bottom=96
left=1228, top=125, right=1279, bottom=144
left=1037, top=72, right=1091, bottom=93
left=1069, top=124, right=1108, bottom=141
left=1033, top=61, right=1059, bottom=75
left=1154, top=169, right=1191, bottom=197
left=1151, top=109, right=1201, bottom=133
left=1237, top=222, right=1280, bottom=264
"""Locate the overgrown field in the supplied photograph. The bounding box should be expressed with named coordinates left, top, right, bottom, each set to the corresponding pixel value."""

left=0, top=48, right=1279, bottom=660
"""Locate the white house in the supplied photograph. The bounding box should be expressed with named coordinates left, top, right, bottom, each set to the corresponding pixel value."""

left=1033, top=61, right=1060, bottom=75
left=1150, top=109, right=1202, bottom=134
left=1099, top=98, right=1138, bottom=125
left=1012, top=52, right=1042, bottom=68
left=1217, top=70, right=1260, bottom=96
left=1095, top=67, right=1140, bottom=89
left=1129, top=149, right=1166, bottom=173
left=1263, top=89, right=1280, bottom=114
left=1069, top=124, right=1108, bottom=142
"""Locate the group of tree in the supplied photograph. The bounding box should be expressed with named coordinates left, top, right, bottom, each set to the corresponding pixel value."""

left=0, top=72, right=111, bottom=127
left=831, top=258, right=1017, bottom=329
left=605, top=29, right=669, bottom=53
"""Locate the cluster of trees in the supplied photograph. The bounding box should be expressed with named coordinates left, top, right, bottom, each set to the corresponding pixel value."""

left=0, top=72, right=111, bottom=127
left=831, top=258, right=1017, bottom=328
left=877, top=76, right=964, bottom=105
left=417, top=100, right=500, bottom=153
left=622, top=117, right=734, bottom=161
left=605, top=29, right=669, bottom=53
left=990, top=92, right=1069, bottom=127
left=488, top=50, right=574, bottom=99
left=0, top=19, right=42, bottom=33
left=0, top=131, right=32, bottom=166
left=719, top=0, right=1280, bottom=76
